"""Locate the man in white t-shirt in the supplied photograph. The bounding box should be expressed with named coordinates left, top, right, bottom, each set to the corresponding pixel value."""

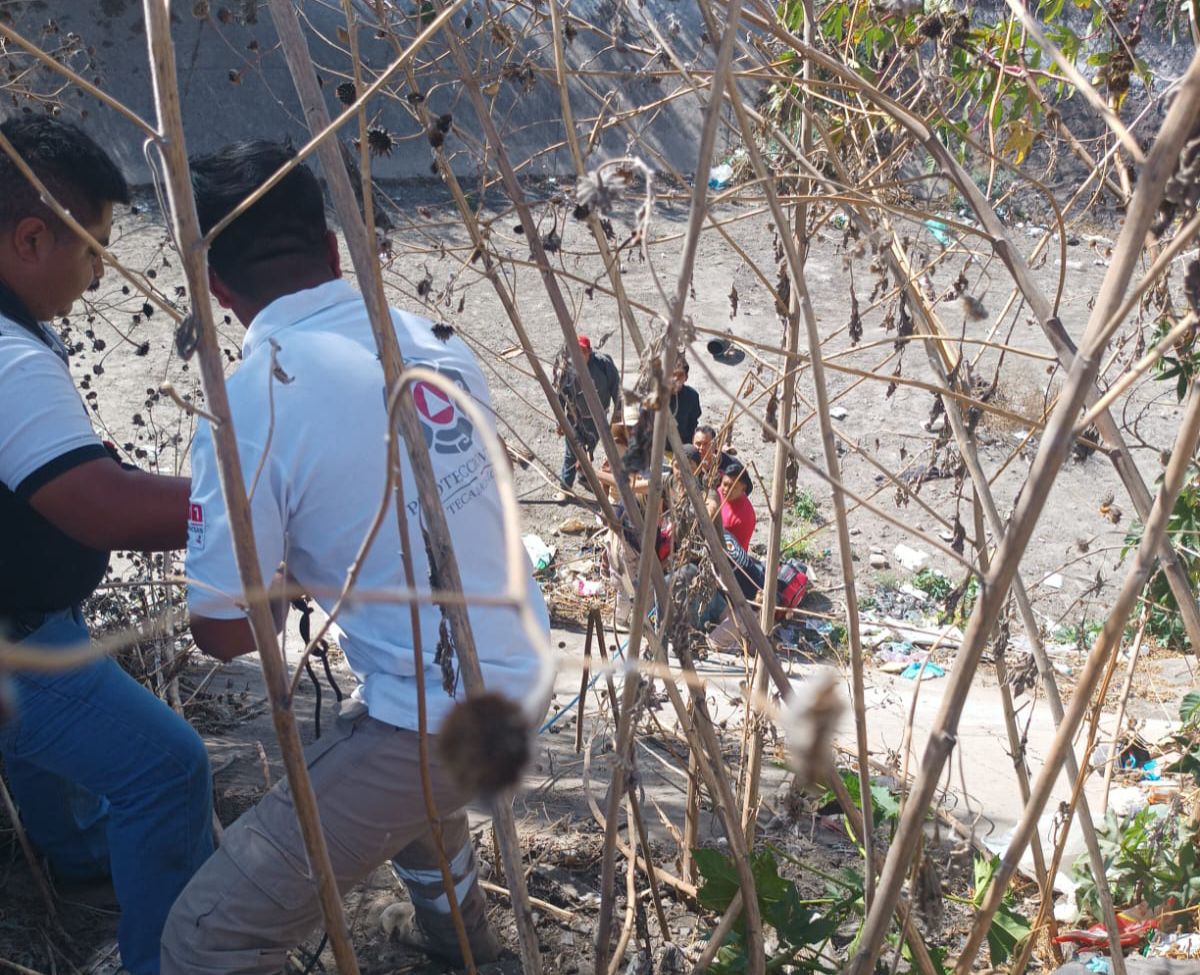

left=0, top=116, right=212, bottom=975
left=160, top=142, right=550, bottom=974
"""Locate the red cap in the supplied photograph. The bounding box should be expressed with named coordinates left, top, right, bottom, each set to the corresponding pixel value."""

left=577, top=335, right=592, bottom=352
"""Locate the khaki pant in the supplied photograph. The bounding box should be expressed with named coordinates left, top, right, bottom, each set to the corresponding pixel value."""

left=161, top=701, right=486, bottom=974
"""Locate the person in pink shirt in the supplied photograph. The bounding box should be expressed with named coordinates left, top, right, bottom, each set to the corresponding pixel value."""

left=718, top=461, right=755, bottom=550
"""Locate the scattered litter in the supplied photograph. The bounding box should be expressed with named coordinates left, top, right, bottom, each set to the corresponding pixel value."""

left=1107, top=785, right=1150, bottom=818
left=1149, top=932, right=1200, bottom=958
left=708, top=163, right=733, bottom=189
left=575, top=578, right=604, bottom=597
left=1042, top=572, right=1065, bottom=590
left=893, top=543, right=930, bottom=571
left=900, top=660, right=946, bottom=680
left=522, top=534, right=555, bottom=571
left=881, top=618, right=963, bottom=648
left=875, top=640, right=925, bottom=673
left=924, top=219, right=952, bottom=246
left=829, top=405, right=848, bottom=420
left=1054, top=914, right=1159, bottom=950
left=556, top=516, right=590, bottom=535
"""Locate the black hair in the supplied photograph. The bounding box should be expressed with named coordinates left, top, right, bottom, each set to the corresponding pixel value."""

left=190, top=140, right=329, bottom=296
left=723, top=460, right=751, bottom=490
left=695, top=424, right=717, bottom=440
left=680, top=444, right=702, bottom=466
left=0, top=115, right=129, bottom=230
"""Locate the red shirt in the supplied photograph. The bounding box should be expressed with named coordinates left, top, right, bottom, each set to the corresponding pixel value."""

left=719, top=490, right=755, bottom=550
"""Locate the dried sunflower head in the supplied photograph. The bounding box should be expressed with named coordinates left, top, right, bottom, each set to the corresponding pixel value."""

left=366, top=126, right=396, bottom=158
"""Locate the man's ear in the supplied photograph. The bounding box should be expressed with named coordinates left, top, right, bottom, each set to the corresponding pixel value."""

left=208, top=268, right=234, bottom=309
left=325, top=229, right=342, bottom=279
left=11, top=215, right=53, bottom=264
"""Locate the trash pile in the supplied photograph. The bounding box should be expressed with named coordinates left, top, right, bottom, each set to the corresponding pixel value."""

left=524, top=530, right=616, bottom=627
left=861, top=574, right=962, bottom=682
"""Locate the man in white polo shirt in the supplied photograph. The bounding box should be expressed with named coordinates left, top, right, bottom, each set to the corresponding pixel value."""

left=160, top=141, right=550, bottom=974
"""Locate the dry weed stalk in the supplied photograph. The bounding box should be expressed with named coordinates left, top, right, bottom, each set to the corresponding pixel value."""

left=141, top=2, right=361, bottom=972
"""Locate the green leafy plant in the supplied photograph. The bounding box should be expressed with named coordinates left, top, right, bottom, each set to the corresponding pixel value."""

left=790, top=489, right=820, bottom=523
left=1152, top=317, right=1200, bottom=403
left=783, top=530, right=820, bottom=562
left=1071, top=804, right=1200, bottom=928
left=1163, top=692, right=1200, bottom=788
left=913, top=568, right=953, bottom=602
left=694, top=847, right=862, bottom=975
left=1123, top=466, right=1200, bottom=648
left=818, top=768, right=900, bottom=827
left=968, top=855, right=1033, bottom=965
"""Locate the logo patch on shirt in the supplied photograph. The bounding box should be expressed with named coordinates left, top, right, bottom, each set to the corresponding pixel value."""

left=411, top=367, right=475, bottom=455
left=188, top=502, right=205, bottom=550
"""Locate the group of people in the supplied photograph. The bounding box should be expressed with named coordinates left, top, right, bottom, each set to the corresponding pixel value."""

left=552, top=330, right=774, bottom=632
left=0, top=117, right=547, bottom=974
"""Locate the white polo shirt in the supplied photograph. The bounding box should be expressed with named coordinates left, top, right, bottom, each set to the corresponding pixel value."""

left=0, top=313, right=107, bottom=496
left=186, top=279, right=549, bottom=732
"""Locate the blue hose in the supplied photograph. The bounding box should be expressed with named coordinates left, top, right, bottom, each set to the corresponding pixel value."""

left=538, top=635, right=628, bottom=734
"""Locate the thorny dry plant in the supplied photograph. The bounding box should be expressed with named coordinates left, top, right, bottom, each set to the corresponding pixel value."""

left=4, top=0, right=1200, bottom=972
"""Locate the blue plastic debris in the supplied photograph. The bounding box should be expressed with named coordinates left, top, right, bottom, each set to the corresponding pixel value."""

left=708, top=163, right=733, bottom=189
left=900, top=661, right=946, bottom=680
left=924, top=219, right=952, bottom=246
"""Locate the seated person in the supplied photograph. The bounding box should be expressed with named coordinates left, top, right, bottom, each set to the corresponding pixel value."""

left=717, top=461, right=755, bottom=551
left=692, top=424, right=736, bottom=483
left=596, top=417, right=650, bottom=502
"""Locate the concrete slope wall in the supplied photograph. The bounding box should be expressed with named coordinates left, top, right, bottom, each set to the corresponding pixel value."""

left=5, top=0, right=730, bottom=182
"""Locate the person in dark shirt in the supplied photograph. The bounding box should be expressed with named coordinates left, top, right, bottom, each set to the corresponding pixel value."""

left=670, top=359, right=702, bottom=444
left=556, top=334, right=621, bottom=500
left=0, top=116, right=211, bottom=975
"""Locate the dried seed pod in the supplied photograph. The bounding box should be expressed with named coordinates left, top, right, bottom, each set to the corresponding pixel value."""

left=367, top=126, right=395, bottom=157
left=336, top=81, right=356, bottom=105
left=781, top=671, right=845, bottom=791
left=437, top=692, right=531, bottom=796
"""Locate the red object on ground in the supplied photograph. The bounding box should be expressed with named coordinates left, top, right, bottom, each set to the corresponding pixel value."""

left=1052, top=914, right=1159, bottom=951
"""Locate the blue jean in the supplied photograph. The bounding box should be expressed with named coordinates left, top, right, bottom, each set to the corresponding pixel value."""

left=0, top=608, right=213, bottom=975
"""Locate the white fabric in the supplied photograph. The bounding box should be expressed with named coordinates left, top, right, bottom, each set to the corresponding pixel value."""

left=0, top=315, right=102, bottom=493
left=186, top=279, right=548, bottom=732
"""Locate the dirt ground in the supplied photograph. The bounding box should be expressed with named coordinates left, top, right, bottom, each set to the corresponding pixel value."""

left=1, top=176, right=1195, bottom=973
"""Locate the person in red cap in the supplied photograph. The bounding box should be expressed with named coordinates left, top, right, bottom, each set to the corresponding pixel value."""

left=554, top=334, right=621, bottom=501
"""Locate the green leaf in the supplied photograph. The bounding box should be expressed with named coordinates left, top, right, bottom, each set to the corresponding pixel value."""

left=818, top=769, right=900, bottom=824
left=973, top=852, right=998, bottom=903
left=1181, top=690, right=1200, bottom=724
left=694, top=848, right=740, bottom=912
left=988, top=903, right=1033, bottom=964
